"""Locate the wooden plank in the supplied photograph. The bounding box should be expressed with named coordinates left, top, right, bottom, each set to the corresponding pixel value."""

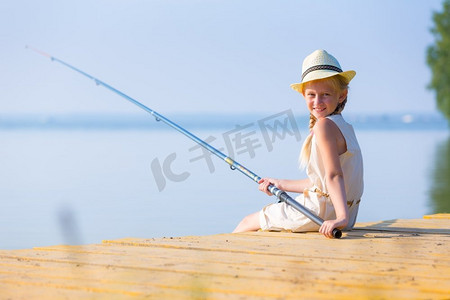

left=423, top=213, right=450, bottom=220
left=2, top=236, right=449, bottom=297
left=354, top=217, right=450, bottom=234
left=0, top=215, right=449, bottom=299
left=3, top=241, right=449, bottom=280
left=1, top=246, right=447, bottom=299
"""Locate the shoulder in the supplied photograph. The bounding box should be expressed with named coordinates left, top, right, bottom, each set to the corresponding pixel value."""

left=313, top=117, right=340, bottom=138
left=313, top=117, right=346, bottom=154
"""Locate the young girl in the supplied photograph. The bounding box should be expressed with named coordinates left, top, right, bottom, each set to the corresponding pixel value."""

left=233, top=49, right=363, bottom=238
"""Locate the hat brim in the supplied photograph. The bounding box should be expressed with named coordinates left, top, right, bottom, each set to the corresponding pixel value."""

left=290, top=70, right=356, bottom=93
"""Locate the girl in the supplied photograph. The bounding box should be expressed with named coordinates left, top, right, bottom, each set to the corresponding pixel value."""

left=233, top=49, right=363, bottom=238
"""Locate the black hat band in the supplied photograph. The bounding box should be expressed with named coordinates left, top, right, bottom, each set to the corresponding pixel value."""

left=301, top=65, right=343, bottom=81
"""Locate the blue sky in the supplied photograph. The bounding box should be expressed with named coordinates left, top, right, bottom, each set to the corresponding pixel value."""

left=0, top=0, right=444, bottom=116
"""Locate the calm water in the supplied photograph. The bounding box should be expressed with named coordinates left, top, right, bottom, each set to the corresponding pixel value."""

left=1, top=117, right=448, bottom=249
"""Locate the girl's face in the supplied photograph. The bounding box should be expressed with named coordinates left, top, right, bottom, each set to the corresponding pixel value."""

left=303, top=79, right=347, bottom=119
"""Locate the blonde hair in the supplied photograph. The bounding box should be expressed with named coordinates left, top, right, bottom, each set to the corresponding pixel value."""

left=299, top=75, right=350, bottom=168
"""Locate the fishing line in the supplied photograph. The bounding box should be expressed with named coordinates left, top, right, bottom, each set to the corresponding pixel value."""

left=27, top=46, right=342, bottom=238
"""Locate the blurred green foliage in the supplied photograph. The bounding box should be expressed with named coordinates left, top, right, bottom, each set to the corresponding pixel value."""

left=430, top=137, right=450, bottom=214
left=427, top=0, right=450, bottom=120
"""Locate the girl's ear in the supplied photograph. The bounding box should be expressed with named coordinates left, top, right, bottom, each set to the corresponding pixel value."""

left=339, top=89, right=348, bottom=103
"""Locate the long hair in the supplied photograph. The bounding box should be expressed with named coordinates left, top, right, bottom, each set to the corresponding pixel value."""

left=299, top=75, right=350, bottom=168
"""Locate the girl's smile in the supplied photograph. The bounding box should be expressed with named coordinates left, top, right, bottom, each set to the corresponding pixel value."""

left=303, top=79, right=347, bottom=119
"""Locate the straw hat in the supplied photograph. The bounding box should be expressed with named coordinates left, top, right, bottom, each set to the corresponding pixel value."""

left=290, top=49, right=356, bottom=93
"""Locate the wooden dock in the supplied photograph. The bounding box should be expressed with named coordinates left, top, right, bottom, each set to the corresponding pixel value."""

left=1, top=214, right=449, bottom=299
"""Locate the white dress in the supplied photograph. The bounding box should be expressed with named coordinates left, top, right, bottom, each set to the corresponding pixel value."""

left=259, top=114, right=364, bottom=232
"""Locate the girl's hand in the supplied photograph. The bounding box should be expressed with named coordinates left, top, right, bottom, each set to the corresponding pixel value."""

left=319, top=218, right=348, bottom=238
left=258, top=178, right=280, bottom=196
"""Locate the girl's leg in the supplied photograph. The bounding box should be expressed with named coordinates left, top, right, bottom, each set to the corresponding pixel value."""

left=232, top=211, right=261, bottom=233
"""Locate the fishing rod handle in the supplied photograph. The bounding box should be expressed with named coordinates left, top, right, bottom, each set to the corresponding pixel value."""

left=332, top=228, right=342, bottom=239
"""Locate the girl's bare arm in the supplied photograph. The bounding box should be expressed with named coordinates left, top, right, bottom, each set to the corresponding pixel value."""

left=314, top=118, right=349, bottom=237
left=258, top=178, right=313, bottom=196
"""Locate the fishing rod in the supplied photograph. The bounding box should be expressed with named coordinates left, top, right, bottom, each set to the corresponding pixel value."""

left=26, top=46, right=342, bottom=239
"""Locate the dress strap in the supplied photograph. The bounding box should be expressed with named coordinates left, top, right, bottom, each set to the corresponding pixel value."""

left=304, top=187, right=329, bottom=198
left=304, top=188, right=360, bottom=207
left=347, top=199, right=361, bottom=207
